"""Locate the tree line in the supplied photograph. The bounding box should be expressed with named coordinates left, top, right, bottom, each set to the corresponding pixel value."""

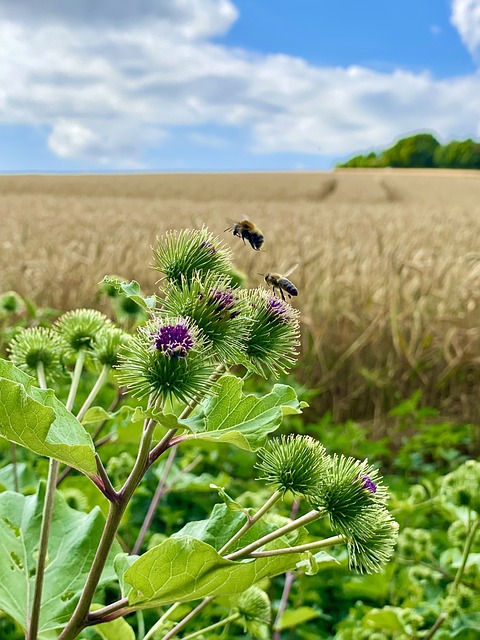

left=337, top=133, right=480, bottom=169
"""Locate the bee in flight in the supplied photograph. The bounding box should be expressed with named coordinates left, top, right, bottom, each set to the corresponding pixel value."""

left=261, top=264, right=299, bottom=301
left=224, top=216, right=264, bottom=251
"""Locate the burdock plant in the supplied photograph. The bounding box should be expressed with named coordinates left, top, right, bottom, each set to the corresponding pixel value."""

left=0, top=227, right=398, bottom=640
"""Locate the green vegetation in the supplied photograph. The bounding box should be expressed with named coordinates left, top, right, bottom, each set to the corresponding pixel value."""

left=0, top=229, right=403, bottom=640
left=337, top=133, right=480, bottom=169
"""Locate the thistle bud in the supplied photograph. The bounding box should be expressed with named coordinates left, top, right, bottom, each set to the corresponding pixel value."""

left=242, top=289, right=300, bottom=378
left=153, top=228, right=233, bottom=288
left=256, top=435, right=327, bottom=496
left=54, top=309, right=111, bottom=363
left=8, top=327, right=62, bottom=378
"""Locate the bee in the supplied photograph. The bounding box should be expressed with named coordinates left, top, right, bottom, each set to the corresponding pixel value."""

left=224, top=216, right=264, bottom=251
left=261, top=264, right=299, bottom=301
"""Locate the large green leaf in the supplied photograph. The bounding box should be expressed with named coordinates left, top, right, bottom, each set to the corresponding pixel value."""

left=179, top=375, right=305, bottom=451
left=0, top=359, right=96, bottom=474
left=0, top=486, right=121, bottom=639
left=124, top=534, right=306, bottom=608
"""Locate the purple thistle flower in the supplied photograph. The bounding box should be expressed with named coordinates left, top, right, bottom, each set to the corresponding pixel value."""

left=208, top=288, right=236, bottom=312
left=151, top=322, right=194, bottom=358
left=266, top=295, right=293, bottom=324
left=358, top=474, right=377, bottom=493
left=200, top=241, right=216, bottom=255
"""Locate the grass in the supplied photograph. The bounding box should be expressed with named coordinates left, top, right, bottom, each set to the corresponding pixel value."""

left=2, top=169, right=480, bottom=423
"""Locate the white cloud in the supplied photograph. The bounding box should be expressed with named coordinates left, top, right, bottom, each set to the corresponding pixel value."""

left=451, top=0, right=480, bottom=57
left=1, top=0, right=480, bottom=165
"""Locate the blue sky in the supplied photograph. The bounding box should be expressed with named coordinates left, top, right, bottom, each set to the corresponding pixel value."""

left=1, top=0, right=479, bottom=172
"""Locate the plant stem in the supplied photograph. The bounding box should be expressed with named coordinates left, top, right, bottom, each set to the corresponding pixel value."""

left=59, top=418, right=158, bottom=640
left=10, top=442, right=19, bottom=493
left=66, top=349, right=86, bottom=412
left=247, top=534, right=343, bottom=557
left=36, top=361, right=47, bottom=391
left=142, top=603, right=181, bottom=640
left=26, top=361, right=57, bottom=639
left=451, top=517, right=479, bottom=592
left=87, top=598, right=130, bottom=622
left=132, top=445, right=177, bottom=555
left=273, top=572, right=295, bottom=640
left=26, top=459, right=60, bottom=640
left=423, top=516, right=478, bottom=640
left=181, top=612, right=240, bottom=640
left=225, top=509, right=325, bottom=561
left=76, top=364, right=109, bottom=422
left=218, top=490, right=283, bottom=556
left=272, top=500, right=300, bottom=640
left=160, top=598, right=214, bottom=640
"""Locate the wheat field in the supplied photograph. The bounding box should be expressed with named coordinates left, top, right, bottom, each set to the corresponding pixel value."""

left=2, top=169, right=480, bottom=422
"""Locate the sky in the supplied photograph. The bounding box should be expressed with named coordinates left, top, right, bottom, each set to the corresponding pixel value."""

left=1, top=0, right=480, bottom=172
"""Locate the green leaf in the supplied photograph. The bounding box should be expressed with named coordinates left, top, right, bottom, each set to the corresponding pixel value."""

left=90, top=604, right=135, bottom=640
left=101, top=277, right=156, bottom=312
left=296, top=550, right=339, bottom=576
left=124, top=534, right=306, bottom=608
left=451, top=613, right=480, bottom=636
left=275, top=606, right=321, bottom=631
left=0, top=360, right=96, bottom=474
left=81, top=405, right=135, bottom=426
left=0, top=486, right=121, bottom=639
left=0, top=462, right=37, bottom=493
left=180, top=375, right=304, bottom=451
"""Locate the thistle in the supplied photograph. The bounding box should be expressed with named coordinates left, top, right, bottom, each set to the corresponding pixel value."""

left=162, top=272, right=250, bottom=364
left=55, top=309, right=111, bottom=363
left=256, top=435, right=327, bottom=497
left=91, top=326, right=131, bottom=368
left=8, top=327, right=62, bottom=379
left=307, top=455, right=389, bottom=541
left=115, top=316, right=216, bottom=404
left=242, top=288, right=300, bottom=378
left=153, top=228, right=233, bottom=288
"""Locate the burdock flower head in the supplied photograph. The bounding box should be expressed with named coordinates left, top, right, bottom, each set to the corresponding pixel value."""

left=306, top=454, right=398, bottom=574
left=115, top=316, right=216, bottom=404
left=8, top=327, right=62, bottom=378
left=91, top=326, right=132, bottom=368
left=307, top=455, right=388, bottom=539
left=241, top=288, right=300, bottom=378
left=153, top=228, right=233, bottom=288
left=162, top=272, right=250, bottom=364
left=256, top=435, right=327, bottom=497
left=54, top=309, right=111, bottom=363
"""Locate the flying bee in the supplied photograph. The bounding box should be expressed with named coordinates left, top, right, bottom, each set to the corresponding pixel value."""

left=224, top=216, right=264, bottom=251
left=260, top=264, right=299, bottom=301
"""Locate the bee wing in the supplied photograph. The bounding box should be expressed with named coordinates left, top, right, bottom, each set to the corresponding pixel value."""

left=283, top=263, right=298, bottom=278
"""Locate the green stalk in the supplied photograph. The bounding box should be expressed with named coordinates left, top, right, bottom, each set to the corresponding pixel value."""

left=25, top=362, right=52, bottom=638
left=181, top=612, right=240, bottom=640
left=27, top=458, right=60, bottom=640
left=76, top=364, right=109, bottom=422
left=66, top=349, right=86, bottom=412
left=58, top=418, right=158, bottom=640
left=247, top=534, right=344, bottom=557
left=160, top=598, right=214, bottom=640
left=142, top=603, right=181, bottom=640
left=10, top=442, right=19, bottom=493
left=451, top=517, right=479, bottom=592
left=218, top=490, right=283, bottom=555
left=225, top=509, right=325, bottom=561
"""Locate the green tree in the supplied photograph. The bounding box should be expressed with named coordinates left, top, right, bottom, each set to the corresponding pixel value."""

left=382, top=133, right=440, bottom=168
left=434, top=138, right=480, bottom=169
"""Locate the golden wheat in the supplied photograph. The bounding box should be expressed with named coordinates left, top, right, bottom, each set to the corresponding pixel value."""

left=2, top=170, right=480, bottom=422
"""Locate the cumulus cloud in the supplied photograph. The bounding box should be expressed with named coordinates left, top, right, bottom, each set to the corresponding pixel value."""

left=451, top=0, right=480, bottom=57
left=1, top=0, right=480, bottom=166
